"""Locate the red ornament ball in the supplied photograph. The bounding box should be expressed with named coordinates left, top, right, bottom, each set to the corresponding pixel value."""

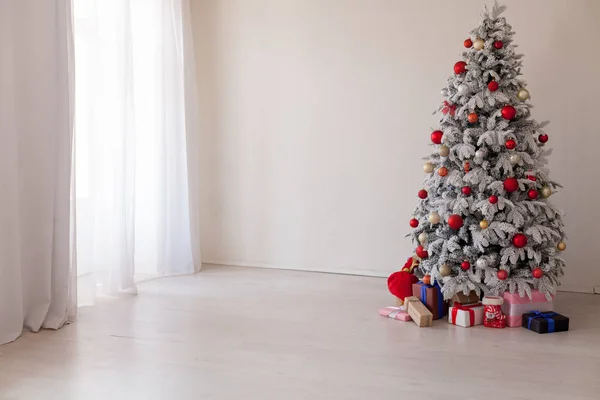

left=438, top=167, right=448, bottom=177
left=464, top=38, right=473, bottom=48
left=532, top=267, right=544, bottom=279
left=494, top=41, right=504, bottom=49
left=489, top=195, right=499, bottom=204
left=454, top=61, right=467, bottom=74
left=505, top=139, right=516, bottom=150
left=488, top=81, right=499, bottom=92
left=467, top=113, right=478, bottom=123
left=409, top=218, right=419, bottom=228
left=461, top=261, right=471, bottom=271
left=497, top=270, right=508, bottom=280
left=418, top=189, right=428, bottom=199
left=462, top=186, right=472, bottom=195
left=527, top=175, right=537, bottom=181
left=528, top=189, right=539, bottom=200
left=448, top=214, right=464, bottom=230
left=501, top=105, right=517, bottom=120
left=539, top=134, right=549, bottom=143
left=512, top=233, right=528, bottom=248
left=431, top=130, right=443, bottom=144
left=416, top=245, right=429, bottom=259
left=504, top=177, right=519, bottom=193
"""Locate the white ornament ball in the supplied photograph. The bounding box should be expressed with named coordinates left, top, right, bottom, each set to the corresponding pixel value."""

left=541, top=186, right=552, bottom=198
left=423, top=162, right=434, bottom=174
left=418, top=232, right=428, bottom=244
left=473, top=38, right=485, bottom=50
left=441, top=88, right=448, bottom=96
left=439, top=145, right=450, bottom=157
left=457, top=84, right=469, bottom=95
left=509, top=154, right=521, bottom=165
left=517, top=88, right=530, bottom=101
left=476, top=258, right=488, bottom=269
left=428, top=211, right=441, bottom=225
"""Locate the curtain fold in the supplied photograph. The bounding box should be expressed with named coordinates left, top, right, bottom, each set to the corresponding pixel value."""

left=0, top=0, right=76, bottom=345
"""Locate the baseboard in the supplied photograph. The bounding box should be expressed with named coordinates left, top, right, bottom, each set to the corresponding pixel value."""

left=203, top=260, right=599, bottom=294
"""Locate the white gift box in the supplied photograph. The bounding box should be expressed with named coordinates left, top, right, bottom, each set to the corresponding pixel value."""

left=448, top=303, right=484, bottom=328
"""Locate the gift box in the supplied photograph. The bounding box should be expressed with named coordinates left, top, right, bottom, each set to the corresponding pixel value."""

left=451, top=291, right=480, bottom=306
left=379, top=306, right=412, bottom=322
left=483, top=296, right=506, bottom=328
left=404, top=296, right=433, bottom=327
left=448, top=303, right=484, bottom=327
left=502, top=290, right=554, bottom=327
left=412, top=282, right=448, bottom=320
left=522, top=311, right=569, bottom=334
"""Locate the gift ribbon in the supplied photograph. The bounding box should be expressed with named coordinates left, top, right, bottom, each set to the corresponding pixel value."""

left=387, top=307, right=405, bottom=319
left=527, top=311, right=558, bottom=333
left=417, top=282, right=445, bottom=318
left=451, top=303, right=482, bottom=326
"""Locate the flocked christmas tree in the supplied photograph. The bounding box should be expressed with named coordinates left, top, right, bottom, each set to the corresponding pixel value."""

left=409, top=2, right=566, bottom=301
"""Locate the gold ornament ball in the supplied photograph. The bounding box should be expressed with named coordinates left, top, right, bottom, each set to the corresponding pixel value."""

left=473, top=38, right=485, bottom=50
left=423, top=162, right=434, bottom=173
left=517, top=88, right=530, bottom=101
left=428, top=211, right=441, bottom=224
left=541, top=186, right=552, bottom=198
left=480, top=220, right=489, bottom=229
left=557, top=242, right=567, bottom=251
left=439, top=145, right=450, bottom=157
left=418, top=232, right=428, bottom=244
left=439, top=264, right=452, bottom=277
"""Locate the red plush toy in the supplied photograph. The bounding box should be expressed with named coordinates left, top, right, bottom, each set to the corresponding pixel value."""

left=387, top=257, right=420, bottom=305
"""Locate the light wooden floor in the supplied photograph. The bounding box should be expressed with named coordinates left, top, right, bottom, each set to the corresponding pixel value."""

left=1, top=266, right=599, bottom=400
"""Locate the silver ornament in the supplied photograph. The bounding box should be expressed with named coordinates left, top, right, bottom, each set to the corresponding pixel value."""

left=441, top=88, right=448, bottom=96
left=428, top=211, right=440, bottom=224
left=517, top=88, right=530, bottom=101
left=439, top=145, right=450, bottom=157
left=473, top=38, right=485, bottom=50
left=476, top=258, right=488, bottom=269
left=475, top=149, right=486, bottom=159
left=457, top=84, right=469, bottom=95
left=418, top=232, right=427, bottom=244
left=509, top=154, right=521, bottom=165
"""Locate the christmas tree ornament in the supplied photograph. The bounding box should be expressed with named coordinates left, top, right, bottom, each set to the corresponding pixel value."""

left=448, top=214, right=464, bottom=230
left=416, top=245, right=428, bottom=259
left=538, top=134, right=549, bottom=143
left=461, top=261, right=471, bottom=271
left=541, top=186, right=552, bottom=198
left=409, top=218, right=419, bottom=228
left=479, top=219, right=489, bottom=229
left=423, top=162, right=434, bottom=173
left=454, top=61, right=467, bottom=74
left=467, top=113, right=478, bottom=123
left=422, top=275, right=431, bottom=285
left=418, top=232, right=427, bottom=244
left=505, top=139, right=517, bottom=150
left=441, top=88, right=448, bottom=96
left=457, top=84, right=469, bottom=95
left=431, top=130, right=443, bottom=144
left=488, top=80, right=499, bottom=91
left=517, top=88, right=530, bottom=101
left=473, top=38, right=485, bottom=50
left=527, top=175, right=537, bottom=181
left=464, top=38, right=473, bottom=48
left=428, top=211, right=441, bottom=224
left=489, top=195, right=498, bottom=204
left=439, top=145, right=450, bottom=157
left=503, top=177, right=519, bottom=192
left=482, top=296, right=506, bottom=329
left=438, top=167, right=448, bottom=177
left=509, top=154, right=521, bottom=165
left=532, top=267, right=544, bottom=279
left=442, top=101, right=457, bottom=116
left=497, top=270, right=508, bottom=280
left=557, top=242, right=567, bottom=251
left=501, top=105, right=517, bottom=120
left=463, top=161, right=471, bottom=172
left=418, top=189, right=428, bottom=199
left=476, top=258, right=488, bottom=269
left=475, top=149, right=486, bottom=158
left=527, top=189, right=539, bottom=199
left=494, top=40, right=504, bottom=49
left=512, top=233, right=528, bottom=248
left=439, top=264, right=452, bottom=277
left=462, top=186, right=472, bottom=195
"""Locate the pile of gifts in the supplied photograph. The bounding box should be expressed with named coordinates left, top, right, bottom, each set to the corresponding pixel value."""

left=379, top=257, right=570, bottom=334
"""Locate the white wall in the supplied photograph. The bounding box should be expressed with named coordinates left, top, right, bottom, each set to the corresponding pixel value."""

left=192, top=0, right=600, bottom=292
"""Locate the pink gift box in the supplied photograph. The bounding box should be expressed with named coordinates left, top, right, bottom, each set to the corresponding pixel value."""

left=379, top=306, right=412, bottom=321
left=502, top=290, right=554, bottom=327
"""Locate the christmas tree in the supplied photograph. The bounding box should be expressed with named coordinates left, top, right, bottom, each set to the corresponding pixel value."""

left=410, top=2, right=566, bottom=301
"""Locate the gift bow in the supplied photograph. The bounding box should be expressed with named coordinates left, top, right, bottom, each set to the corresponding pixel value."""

left=442, top=101, right=456, bottom=116
left=527, top=311, right=558, bottom=333
left=451, top=302, right=482, bottom=326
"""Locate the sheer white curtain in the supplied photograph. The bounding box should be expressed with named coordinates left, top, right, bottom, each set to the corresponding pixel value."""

left=0, top=0, right=76, bottom=344
left=74, top=0, right=200, bottom=304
